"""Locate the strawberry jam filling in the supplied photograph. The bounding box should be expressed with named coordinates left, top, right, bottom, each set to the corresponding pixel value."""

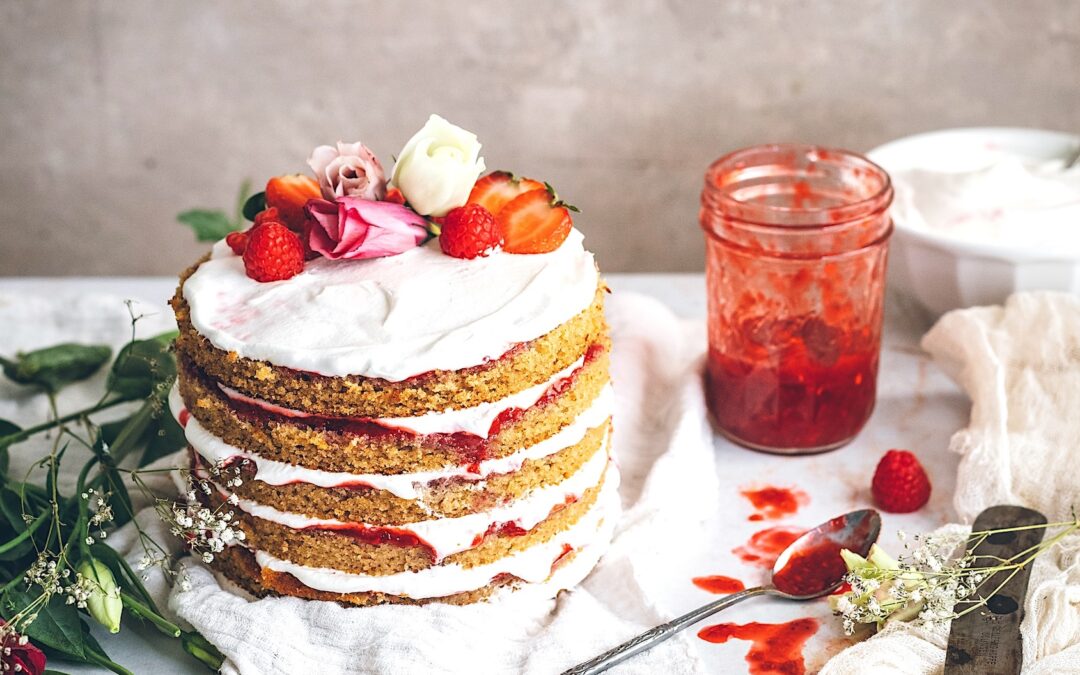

left=202, top=342, right=604, bottom=466
left=192, top=449, right=591, bottom=561
left=304, top=523, right=434, bottom=553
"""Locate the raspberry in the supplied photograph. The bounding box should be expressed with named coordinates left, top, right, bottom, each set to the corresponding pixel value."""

left=871, top=449, right=931, bottom=513
left=225, top=230, right=249, bottom=256
left=254, top=207, right=282, bottom=227
left=439, top=204, right=504, bottom=259
left=242, top=221, right=305, bottom=282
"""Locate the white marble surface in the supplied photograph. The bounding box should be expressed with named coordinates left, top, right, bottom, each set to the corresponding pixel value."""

left=0, top=275, right=969, bottom=674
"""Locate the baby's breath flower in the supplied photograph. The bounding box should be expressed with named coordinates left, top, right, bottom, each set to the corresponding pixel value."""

left=832, top=518, right=1080, bottom=637
left=155, top=468, right=243, bottom=569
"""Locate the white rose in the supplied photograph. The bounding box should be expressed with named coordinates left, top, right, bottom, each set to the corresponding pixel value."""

left=391, top=115, right=486, bottom=217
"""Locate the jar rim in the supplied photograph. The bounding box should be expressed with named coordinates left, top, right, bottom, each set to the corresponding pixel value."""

left=702, top=143, right=893, bottom=229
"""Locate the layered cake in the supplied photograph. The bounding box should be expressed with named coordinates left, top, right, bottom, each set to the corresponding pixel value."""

left=169, top=115, right=616, bottom=605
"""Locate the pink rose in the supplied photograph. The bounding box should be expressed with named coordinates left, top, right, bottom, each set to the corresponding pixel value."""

left=305, top=197, right=427, bottom=260
left=307, top=141, right=387, bottom=201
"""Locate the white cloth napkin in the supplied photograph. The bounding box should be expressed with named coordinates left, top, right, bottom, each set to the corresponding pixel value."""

left=821, top=291, right=1080, bottom=674
left=0, top=289, right=717, bottom=674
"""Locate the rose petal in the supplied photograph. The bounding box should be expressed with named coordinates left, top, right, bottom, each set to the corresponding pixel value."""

left=304, top=199, right=343, bottom=258
left=333, top=205, right=370, bottom=256
left=304, top=196, right=426, bottom=260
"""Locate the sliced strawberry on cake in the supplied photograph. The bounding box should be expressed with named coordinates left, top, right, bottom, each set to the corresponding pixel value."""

left=499, top=185, right=577, bottom=254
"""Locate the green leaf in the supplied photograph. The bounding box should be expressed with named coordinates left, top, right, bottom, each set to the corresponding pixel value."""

left=106, top=332, right=178, bottom=400
left=2, top=588, right=87, bottom=660
left=0, top=487, right=31, bottom=535
left=141, top=406, right=186, bottom=467
left=241, top=191, right=267, bottom=221
left=99, top=416, right=138, bottom=448
left=177, top=209, right=239, bottom=242
left=234, top=179, right=253, bottom=224
left=90, top=435, right=134, bottom=528
left=1, top=344, right=111, bottom=393
left=0, top=418, right=18, bottom=477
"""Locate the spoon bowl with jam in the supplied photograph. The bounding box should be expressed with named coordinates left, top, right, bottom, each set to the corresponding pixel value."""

left=562, top=509, right=882, bottom=675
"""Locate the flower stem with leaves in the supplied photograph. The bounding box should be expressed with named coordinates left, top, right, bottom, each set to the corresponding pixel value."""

left=0, top=307, right=224, bottom=673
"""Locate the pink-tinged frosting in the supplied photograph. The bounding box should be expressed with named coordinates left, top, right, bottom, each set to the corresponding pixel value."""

left=305, top=197, right=427, bottom=260
left=183, top=229, right=598, bottom=380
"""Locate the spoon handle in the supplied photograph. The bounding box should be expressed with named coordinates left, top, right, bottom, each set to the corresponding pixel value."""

left=561, top=586, right=771, bottom=675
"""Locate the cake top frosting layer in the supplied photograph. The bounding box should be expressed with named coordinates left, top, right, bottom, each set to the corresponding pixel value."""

left=183, top=228, right=598, bottom=380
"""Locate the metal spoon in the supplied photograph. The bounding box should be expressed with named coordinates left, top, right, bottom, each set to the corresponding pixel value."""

left=562, top=509, right=882, bottom=675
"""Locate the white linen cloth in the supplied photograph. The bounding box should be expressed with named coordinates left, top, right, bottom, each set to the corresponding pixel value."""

left=821, top=291, right=1080, bottom=674
left=0, top=289, right=715, bottom=674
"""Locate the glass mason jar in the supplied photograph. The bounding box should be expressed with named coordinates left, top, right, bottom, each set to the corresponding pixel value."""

left=700, top=144, right=893, bottom=454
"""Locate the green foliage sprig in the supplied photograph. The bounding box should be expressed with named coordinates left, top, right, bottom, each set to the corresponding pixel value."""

left=177, top=180, right=254, bottom=243
left=0, top=305, right=224, bottom=673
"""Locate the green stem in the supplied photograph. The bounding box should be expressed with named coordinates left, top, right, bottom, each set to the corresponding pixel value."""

left=0, top=573, right=26, bottom=595
left=0, top=398, right=130, bottom=447
left=84, top=647, right=135, bottom=675
left=73, top=456, right=99, bottom=560
left=182, top=630, right=226, bottom=672
left=0, top=510, right=48, bottom=554
left=969, top=520, right=1080, bottom=536
left=106, top=399, right=154, bottom=464
left=120, top=590, right=181, bottom=638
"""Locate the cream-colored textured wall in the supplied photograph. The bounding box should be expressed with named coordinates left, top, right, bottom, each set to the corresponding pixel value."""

left=2, top=0, right=1079, bottom=275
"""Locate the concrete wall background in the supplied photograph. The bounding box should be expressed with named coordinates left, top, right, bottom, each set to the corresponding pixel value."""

left=2, top=0, right=1079, bottom=275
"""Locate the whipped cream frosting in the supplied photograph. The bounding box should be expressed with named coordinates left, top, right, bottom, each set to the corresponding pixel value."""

left=172, top=384, right=614, bottom=501
left=890, top=152, right=1080, bottom=255
left=224, top=444, right=610, bottom=561
left=252, top=467, right=620, bottom=599
left=218, top=354, right=587, bottom=437
left=183, top=229, right=599, bottom=380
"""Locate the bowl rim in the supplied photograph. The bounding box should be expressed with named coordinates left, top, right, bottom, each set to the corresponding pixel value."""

left=868, top=126, right=1080, bottom=263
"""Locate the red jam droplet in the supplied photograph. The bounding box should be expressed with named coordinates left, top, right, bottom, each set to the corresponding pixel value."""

left=178, top=409, right=190, bottom=428
left=740, top=485, right=809, bottom=521
left=698, top=618, right=820, bottom=675
left=733, top=526, right=807, bottom=568
left=692, top=575, right=746, bottom=595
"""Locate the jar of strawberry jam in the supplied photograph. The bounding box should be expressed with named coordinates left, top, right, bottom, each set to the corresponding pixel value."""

left=700, top=144, right=893, bottom=454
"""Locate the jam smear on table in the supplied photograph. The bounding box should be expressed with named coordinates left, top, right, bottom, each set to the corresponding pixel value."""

left=698, top=618, right=820, bottom=675
left=692, top=575, right=746, bottom=594
left=740, top=485, right=809, bottom=521
left=706, top=314, right=878, bottom=450
left=733, top=526, right=807, bottom=568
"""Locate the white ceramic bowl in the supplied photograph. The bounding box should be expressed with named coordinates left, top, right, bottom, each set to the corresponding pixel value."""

left=868, top=127, right=1080, bottom=317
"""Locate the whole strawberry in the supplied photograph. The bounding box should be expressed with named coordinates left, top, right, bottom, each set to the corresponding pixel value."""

left=871, top=449, right=931, bottom=513
left=243, top=221, right=305, bottom=282
left=265, top=175, right=321, bottom=232
left=440, top=204, right=504, bottom=259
